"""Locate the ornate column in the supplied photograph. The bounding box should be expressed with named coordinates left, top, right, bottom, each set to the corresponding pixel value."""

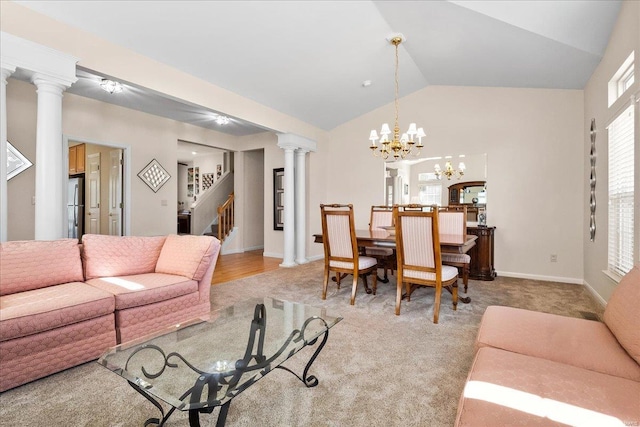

left=295, top=148, right=308, bottom=264
left=32, top=76, right=68, bottom=240
left=280, top=145, right=297, bottom=267
left=0, top=65, right=16, bottom=242
left=1, top=32, right=78, bottom=240
left=277, top=133, right=316, bottom=267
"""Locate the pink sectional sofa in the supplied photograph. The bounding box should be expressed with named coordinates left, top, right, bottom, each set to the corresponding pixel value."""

left=455, top=265, right=640, bottom=426
left=0, top=234, right=220, bottom=392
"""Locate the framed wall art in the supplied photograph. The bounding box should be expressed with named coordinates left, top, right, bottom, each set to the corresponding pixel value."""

left=137, top=159, right=170, bottom=193
left=273, top=168, right=284, bottom=230
left=7, top=141, right=33, bottom=180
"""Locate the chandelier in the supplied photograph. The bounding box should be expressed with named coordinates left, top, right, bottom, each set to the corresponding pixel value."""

left=434, top=160, right=465, bottom=180
left=369, top=34, right=425, bottom=160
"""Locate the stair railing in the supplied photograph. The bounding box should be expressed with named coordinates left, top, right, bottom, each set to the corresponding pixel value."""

left=217, top=192, right=234, bottom=242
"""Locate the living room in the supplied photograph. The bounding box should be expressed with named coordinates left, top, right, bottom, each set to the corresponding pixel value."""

left=0, top=1, right=638, bottom=425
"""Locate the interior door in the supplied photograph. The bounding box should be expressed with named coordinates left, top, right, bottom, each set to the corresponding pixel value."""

left=108, top=149, right=123, bottom=236
left=86, top=153, right=101, bottom=234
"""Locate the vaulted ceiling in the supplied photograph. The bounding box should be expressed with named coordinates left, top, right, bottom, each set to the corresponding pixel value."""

left=14, top=1, right=622, bottom=135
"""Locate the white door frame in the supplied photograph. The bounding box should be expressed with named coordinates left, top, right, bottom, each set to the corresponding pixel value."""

left=64, top=135, right=131, bottom=236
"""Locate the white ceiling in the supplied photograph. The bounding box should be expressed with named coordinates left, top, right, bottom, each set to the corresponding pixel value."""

left=15, top=1, right=622, bottom=133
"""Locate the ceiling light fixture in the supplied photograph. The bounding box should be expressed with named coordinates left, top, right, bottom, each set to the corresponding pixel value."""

left=434, top=160, right=465, bottom=180
left=100, top=79, right=124, bottom=94
left=369, top=34, right=425, bottom=160
left=215, top=115, right=230, bottom=125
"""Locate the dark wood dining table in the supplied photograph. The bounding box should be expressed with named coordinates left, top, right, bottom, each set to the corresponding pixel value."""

left=313, top=229, right=477, bottom=303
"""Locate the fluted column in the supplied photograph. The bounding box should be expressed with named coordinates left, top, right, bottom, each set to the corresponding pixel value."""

left=0, top=65, right=16, bottom=242
left=32, top=76, right=67, bottom=240
left=295, top=149, right=308, bottom=264
left=280, top=146, right=297, bottom=267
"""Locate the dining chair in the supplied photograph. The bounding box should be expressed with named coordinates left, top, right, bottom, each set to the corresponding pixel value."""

left=393, top=205, right=459, bottom=323
left=439, top=206, right=471, bottom=293
left=365, top=205, right=395, bottom=283
left=320, top=204, right=378, bottom=305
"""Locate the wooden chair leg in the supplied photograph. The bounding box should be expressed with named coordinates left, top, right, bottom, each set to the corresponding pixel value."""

left=372, top=272, right=377, bottom=295
left=322, top=268, right=329, bottom=300
left=452, top=283, right=458, bottom=310
left=350, top=274, right=358, bottom=305
left=463, top=263, right=469, bottom=293
left=395, top=278, right=403, bottom=315
left=434, top=284, right=442, bottom=324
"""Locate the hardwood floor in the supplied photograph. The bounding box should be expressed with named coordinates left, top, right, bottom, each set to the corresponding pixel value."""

left=211, top=249, right=282, bottom=285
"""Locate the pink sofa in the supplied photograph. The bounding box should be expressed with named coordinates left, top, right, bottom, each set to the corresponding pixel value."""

left=0, top=234, right=220, bottom=392
left=455, top=265, right=640, bottom=426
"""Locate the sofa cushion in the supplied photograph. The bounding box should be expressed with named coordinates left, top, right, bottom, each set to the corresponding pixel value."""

left=85, top=273, right=197, bottom=310
left=155, top=234, right=217, bottom=281
left=82, top=234, right=166, bottom=280
left=455, top=347, right=640, bottom=427
left=603, top=265, right=640, bottom=364
left=476, top=305, right=640, bottom=381
left=0, top=239, right=84, bottom=296
left=0, top=282, right=115, bottom=341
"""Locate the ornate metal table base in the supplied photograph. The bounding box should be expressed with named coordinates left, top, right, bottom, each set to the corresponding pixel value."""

left=126, top=304, right=330, bottom=427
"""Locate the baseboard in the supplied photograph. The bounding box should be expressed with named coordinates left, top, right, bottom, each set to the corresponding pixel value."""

left=244, top=245, right=264, bottom=252
left=497, top=270, right=583, bottom=285
left=263, top=251, right=283, bottom=259
left=582, top=279, right=607, bottom=308
left=307, top=254, right=324, bottom=262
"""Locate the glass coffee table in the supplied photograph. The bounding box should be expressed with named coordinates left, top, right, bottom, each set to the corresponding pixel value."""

left=98, top=297, right=342, bottom=427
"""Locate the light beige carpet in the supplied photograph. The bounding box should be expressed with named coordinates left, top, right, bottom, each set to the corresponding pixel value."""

left=0, top=261, right=603, bottom=427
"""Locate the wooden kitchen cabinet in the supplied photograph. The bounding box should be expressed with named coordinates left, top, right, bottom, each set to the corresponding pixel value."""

left=69, top=144, right=85, bottom=174
left=467, top=226, right=496, bottom=280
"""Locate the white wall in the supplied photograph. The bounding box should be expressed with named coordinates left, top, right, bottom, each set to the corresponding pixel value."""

left=324, top=86, right=585, bottom=283
left=583, top=0, right=639, bottom=303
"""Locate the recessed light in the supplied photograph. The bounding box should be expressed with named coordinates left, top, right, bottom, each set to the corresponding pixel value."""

left=362, top=80, right=372, bottom=87
left=192, top=151, right=197, bottom=155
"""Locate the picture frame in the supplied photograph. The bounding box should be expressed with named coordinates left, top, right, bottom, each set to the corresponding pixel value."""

left=273, top=168, right=284, bottom=230
left=137, top=159, right=170, bottom=193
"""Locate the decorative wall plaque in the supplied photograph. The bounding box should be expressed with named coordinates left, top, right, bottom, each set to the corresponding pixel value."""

left=138, top=159, right=170, bottom=193
left=7, top=141, right=33, bottom=180
left=589, top=119, right=596, bottom=242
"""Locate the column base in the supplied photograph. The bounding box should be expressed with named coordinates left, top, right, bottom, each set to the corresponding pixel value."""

left=295, top=258, right=309, bottom=265
left=279, top=261, right=298, bottom=268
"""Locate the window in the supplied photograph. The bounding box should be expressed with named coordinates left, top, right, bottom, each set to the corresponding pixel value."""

left=418, top=184, right=442, bottom=206
left=608, top=52, right=634, bottom=106
left=607, top=104, right=634, bottom=278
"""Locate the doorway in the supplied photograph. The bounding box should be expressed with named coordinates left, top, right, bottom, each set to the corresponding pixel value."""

left=67, top=138, right=128, bottom=237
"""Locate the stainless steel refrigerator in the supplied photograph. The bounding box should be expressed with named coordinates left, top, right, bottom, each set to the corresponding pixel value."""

left=67, top=177, right=84, bottom=239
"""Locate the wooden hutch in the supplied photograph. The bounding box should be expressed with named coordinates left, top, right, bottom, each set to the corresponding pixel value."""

left=448, top=181, right=496, bottom=281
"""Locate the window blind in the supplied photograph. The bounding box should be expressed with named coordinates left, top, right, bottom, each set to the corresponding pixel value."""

left=608, top=104, right=635, bottom=277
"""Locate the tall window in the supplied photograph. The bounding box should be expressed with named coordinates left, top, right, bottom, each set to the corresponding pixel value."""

left=608, top=104, right=634, bottom=277
left=418, top=184, right=442, bottom=205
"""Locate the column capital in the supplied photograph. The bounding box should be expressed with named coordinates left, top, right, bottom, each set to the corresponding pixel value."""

left=31, top=74, right=73, bottom=93
left=1, top=64, right=16, bottom=82
left=277, top=133, right=317, bottom=152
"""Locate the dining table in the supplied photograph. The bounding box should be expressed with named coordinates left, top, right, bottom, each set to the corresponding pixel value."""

left=313, top=229, right=477, bottom=303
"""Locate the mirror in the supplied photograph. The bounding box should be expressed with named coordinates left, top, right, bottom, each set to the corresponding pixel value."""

left=385, top=153, right=487, bottom=210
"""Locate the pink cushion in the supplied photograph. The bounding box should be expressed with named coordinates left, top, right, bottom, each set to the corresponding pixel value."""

left=0, top=239, right=84, bottom=296
left=476, top=305, right=640, bottom=381
left=604, top=265, right=640, bottom=364
left=455, top=347, right=640, bottom=427
left=82, top=234, right=166, bottom=279
left=85, top=273, right=197, bottom=310
left=155, top=234, right=218, bottom=281
left=0, top=282, right=115, bottom=341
